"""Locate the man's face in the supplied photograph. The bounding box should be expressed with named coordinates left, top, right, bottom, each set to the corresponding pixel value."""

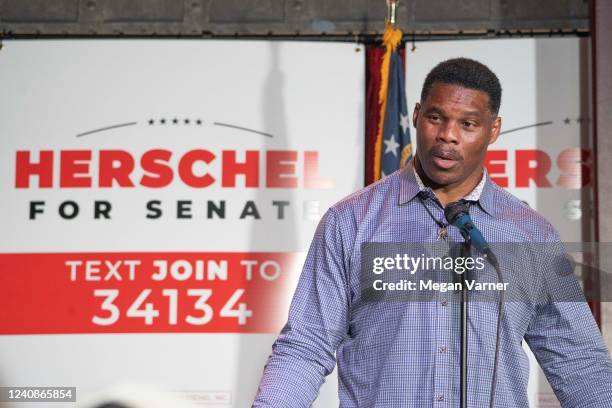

left=412, top=82, right=501, bottom=188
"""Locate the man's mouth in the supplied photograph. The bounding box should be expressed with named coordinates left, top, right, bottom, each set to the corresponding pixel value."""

left=430, top=149, right=461, bottom=170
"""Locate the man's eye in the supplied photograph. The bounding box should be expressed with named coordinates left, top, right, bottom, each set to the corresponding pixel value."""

left=463, top=121, right=477, bottom=128
left=429, top=115, right=441, bottom=122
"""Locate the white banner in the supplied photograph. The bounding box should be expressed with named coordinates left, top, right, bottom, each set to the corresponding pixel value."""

left=0, top=40, right=364, bottom=407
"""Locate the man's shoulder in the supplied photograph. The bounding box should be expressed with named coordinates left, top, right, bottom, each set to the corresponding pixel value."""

left=486, top=180, right=558, bottom=241
left=316, top=170, right=403, bottom=235
left=329, top=169, right=401, bottom=215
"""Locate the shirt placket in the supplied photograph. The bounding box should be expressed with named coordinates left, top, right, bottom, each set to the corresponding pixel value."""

left=432, top=226, right=453, bottom=407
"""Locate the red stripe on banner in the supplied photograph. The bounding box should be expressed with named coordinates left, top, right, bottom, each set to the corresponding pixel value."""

left=0, top=252, right=298, bottom=335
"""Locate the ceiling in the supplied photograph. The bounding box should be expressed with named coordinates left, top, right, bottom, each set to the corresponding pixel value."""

left=0, top=0, right=590, bottom=40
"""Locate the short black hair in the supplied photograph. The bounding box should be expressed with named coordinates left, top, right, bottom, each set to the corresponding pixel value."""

left=420, top=57, right=502, bottom=115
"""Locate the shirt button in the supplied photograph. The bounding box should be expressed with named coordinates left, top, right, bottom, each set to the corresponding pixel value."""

left=436, top=394, right=445, bottom=402
left=438, top=346, right=447, bottom=353
left=441, top=300, right=448, bottom=306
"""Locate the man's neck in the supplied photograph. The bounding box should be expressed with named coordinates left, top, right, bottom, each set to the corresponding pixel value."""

left=413, top=158, right=485, bottom=207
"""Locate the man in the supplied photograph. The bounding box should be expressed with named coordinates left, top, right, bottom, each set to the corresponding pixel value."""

left=253, top=58, right=612, bottom=407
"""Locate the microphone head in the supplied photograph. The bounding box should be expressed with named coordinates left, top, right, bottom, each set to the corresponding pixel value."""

left=444, top=200, right=470, bottom=226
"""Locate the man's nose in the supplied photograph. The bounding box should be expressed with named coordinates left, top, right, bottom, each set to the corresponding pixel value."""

left=436, top=122, right=459, bottom=144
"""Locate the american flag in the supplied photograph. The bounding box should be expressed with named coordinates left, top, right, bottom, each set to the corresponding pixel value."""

left=379, top=48, right=412, bottom=178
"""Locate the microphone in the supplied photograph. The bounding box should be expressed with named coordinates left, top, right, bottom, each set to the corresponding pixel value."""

left=444, top=200, right=498, bottom=267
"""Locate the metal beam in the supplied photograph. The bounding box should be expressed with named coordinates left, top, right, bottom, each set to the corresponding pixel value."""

left=0, top=0, right=589, bottom=38
left=593, top=0, right=612, bottom=340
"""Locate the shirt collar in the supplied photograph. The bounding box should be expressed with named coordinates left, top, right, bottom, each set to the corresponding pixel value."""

left=397, top=159, right=499, bottom=216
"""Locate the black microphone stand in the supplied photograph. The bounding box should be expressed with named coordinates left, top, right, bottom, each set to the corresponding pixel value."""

left=444, top=199, right=503, bottom=408
left=459, top=240, right=471, bottom=408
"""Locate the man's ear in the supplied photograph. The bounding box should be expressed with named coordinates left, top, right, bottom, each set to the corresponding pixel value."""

left=412, top=103, right=421, bottom=128
left=489, top=116, right=502, bottom=145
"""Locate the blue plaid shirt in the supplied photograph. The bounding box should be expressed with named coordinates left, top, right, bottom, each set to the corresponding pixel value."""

left=253, top=166, right=612, bottom=407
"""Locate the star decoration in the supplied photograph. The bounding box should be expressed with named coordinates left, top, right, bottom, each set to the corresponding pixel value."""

left=148, top=117, right=205, bottom=126
left=400, top=114, right=410, bottom=134
left=384, top=134, right=400, bottom=157
left=564, top=118, right=571, bottom=124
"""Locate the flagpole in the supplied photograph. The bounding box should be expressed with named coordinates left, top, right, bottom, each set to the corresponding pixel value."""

left=386, top=0, right=398, bottom=26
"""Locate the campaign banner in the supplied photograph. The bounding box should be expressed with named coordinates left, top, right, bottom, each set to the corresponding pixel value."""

left=0, top=40, right=364, bottom=407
